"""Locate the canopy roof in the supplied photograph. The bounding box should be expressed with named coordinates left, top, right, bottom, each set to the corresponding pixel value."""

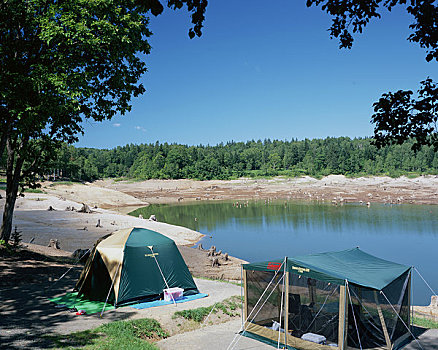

left=243, top=248, right=411, bottom=290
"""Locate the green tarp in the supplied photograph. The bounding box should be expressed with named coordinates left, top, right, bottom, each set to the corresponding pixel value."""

left=243, top=247, right=411, bottom=290
left=49, top=292, right=115, bottom=314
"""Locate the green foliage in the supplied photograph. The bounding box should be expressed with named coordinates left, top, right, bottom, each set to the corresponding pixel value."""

left=172, top=296, right=241, bottom=323
left=44, top=318, right=167, bottom=349
left=23, top=188, right=44, bottom=193
left=412, top=316, right=438, bottom=329
left=48, top=137, right=438, bottom=182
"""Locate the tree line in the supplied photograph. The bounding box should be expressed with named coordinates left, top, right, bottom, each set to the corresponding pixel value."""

left=43, top=137, right=438, bottom=181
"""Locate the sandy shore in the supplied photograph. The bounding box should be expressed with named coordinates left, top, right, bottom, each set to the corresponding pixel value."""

left=94, top=175, right=438, bottom=207
left=1, top=174, right=438, bottom=251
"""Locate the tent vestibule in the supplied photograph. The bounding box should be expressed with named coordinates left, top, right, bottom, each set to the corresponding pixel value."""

left=242, top=248, right=412, bottom=350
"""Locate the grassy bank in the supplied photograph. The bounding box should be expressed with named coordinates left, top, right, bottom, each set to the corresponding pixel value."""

left=45, top=318, right=167, bottom=350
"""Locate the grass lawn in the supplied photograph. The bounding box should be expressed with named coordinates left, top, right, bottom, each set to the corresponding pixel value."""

left=412, top=316, right=438, bottom=329
left=45, top=318, right=168, bottom=349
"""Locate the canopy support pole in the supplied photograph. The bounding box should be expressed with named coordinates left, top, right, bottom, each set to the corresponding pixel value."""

left=373, top=290, right=392, bottom=350
left=284, top=270, right=289, bottom=349
left=338, top=284, right=347, bottom=350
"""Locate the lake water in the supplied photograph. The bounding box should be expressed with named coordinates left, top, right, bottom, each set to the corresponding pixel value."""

left=130, top=200, right=438, bottom=305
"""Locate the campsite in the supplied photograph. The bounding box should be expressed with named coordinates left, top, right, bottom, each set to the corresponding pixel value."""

left=1, top=183, right=438, bottom=349
left=2, top=0, right=438, bottom=349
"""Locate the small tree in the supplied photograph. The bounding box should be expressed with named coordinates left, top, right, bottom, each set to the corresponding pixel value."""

left=0, top=0, right=207, bottom=242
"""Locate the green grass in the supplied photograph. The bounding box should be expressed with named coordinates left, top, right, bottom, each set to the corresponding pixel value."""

left=412, top=316, right=438, bottom=329
left=23, top=188, right=44, bottom=193
left=172, top=296, right=241, bottom=323
left=48, top=181, right=75, bottom=186
left=44, top=318, right=168, bottom=349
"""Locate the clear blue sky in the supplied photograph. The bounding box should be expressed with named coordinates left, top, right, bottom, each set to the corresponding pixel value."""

left=76, top=0, right=435, bottom=149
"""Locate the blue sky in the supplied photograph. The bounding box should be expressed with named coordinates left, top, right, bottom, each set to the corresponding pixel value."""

left=76, top=0, right=435, bottom=149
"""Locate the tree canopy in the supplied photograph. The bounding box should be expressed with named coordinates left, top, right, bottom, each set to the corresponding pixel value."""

left=0, top=0, right=207, bottom=241
left=307, top=0, right=438, bottom=150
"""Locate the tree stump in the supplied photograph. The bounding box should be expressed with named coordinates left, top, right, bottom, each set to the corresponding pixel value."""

left=211, top=257, right=220, bottom=267
left=78, top=203, right=92, bottom=213
left=72, top=249, right=90, bottom=262
left=207, top=246, right=216, bottom=257
left=48, top=239, right=60, bottom=249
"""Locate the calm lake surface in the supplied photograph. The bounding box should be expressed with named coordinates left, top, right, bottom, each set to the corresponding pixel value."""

left=130, top=200, right=438, bottom=305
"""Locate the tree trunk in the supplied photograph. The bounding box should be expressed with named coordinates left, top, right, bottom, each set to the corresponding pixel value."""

left=0, top=137, right=24, bottom=242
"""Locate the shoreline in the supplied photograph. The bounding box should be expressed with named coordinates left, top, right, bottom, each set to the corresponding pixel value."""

left=1, top=174, right=437, bottom=252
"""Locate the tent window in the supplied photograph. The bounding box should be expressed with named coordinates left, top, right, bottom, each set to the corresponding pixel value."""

left=246, top=270, right=284, bottom=329
left=347, top=272, right=410, bottom=349
left=288, top=273, right=339, bottom=345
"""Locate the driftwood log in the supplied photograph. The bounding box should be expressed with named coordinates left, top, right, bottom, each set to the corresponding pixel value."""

left=48, top=239, right=60, bottom=249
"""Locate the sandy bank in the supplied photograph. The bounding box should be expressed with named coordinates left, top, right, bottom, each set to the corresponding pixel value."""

left=94, top=175, right=438, bottom=206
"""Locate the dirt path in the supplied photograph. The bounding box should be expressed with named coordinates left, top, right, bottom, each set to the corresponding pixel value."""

left=0, top=246, right=242, bottom=349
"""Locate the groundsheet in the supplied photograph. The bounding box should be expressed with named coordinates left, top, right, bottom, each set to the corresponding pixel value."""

left=49, top=292, right=115, bottom=314
left=130, top=293, right=208, bottom=309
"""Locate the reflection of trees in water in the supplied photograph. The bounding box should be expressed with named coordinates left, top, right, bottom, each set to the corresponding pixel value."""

left=129, top=201, right=437, bottom=235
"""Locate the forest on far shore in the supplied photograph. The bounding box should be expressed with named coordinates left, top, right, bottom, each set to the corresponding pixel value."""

left=37, top=137, right=438, bottom=182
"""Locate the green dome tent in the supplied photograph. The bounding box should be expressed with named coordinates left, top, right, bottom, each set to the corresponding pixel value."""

left=75, top=227, right=199, bottom=307
left=240, top=248, right=412, bottom=350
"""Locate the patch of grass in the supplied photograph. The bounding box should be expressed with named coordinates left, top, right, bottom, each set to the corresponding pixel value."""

left=172, top=296, right=241, bottom=323
left=412, top=316, right=438, bottom=329
left=45, top=318, right=167, bottom=349
left=194, top=275, right=240, bottom=286
left=23, top=188, right=44, bottom=193
left=49, top=181, right=75, bottom=187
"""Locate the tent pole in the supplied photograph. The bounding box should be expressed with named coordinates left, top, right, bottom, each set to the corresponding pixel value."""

left=100, top=259, right=122, bottom=318
left=408, top=270, right=412, bottom=329
left=373, top=290, right=392, bottom=350
left=243, top=268, right=248, bottom=326
left=284, top=268, right=289, bottom=349
left=148, top=246, right=176, bottom=306
left=338, top=283, right=347, bottom=350
left=277, top=259, right=286, bottom=349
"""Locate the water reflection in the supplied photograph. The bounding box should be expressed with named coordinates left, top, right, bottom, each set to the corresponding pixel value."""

left=130, top=200, right=438, bottom=305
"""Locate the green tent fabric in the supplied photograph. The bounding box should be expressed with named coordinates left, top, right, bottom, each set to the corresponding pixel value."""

left=75, top=227, right=199, bottom=307
left=243, top=247, right=411, bottom=290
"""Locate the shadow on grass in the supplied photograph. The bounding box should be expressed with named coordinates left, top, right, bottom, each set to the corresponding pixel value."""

left=0, top=248, right=139, bottom=349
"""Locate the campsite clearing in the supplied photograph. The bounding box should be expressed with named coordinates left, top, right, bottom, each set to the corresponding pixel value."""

left=0, top=246, right=241, bottom=349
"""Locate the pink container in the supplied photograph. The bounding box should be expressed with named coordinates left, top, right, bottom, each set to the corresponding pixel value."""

left=163, top=287, right=184, bottom=301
